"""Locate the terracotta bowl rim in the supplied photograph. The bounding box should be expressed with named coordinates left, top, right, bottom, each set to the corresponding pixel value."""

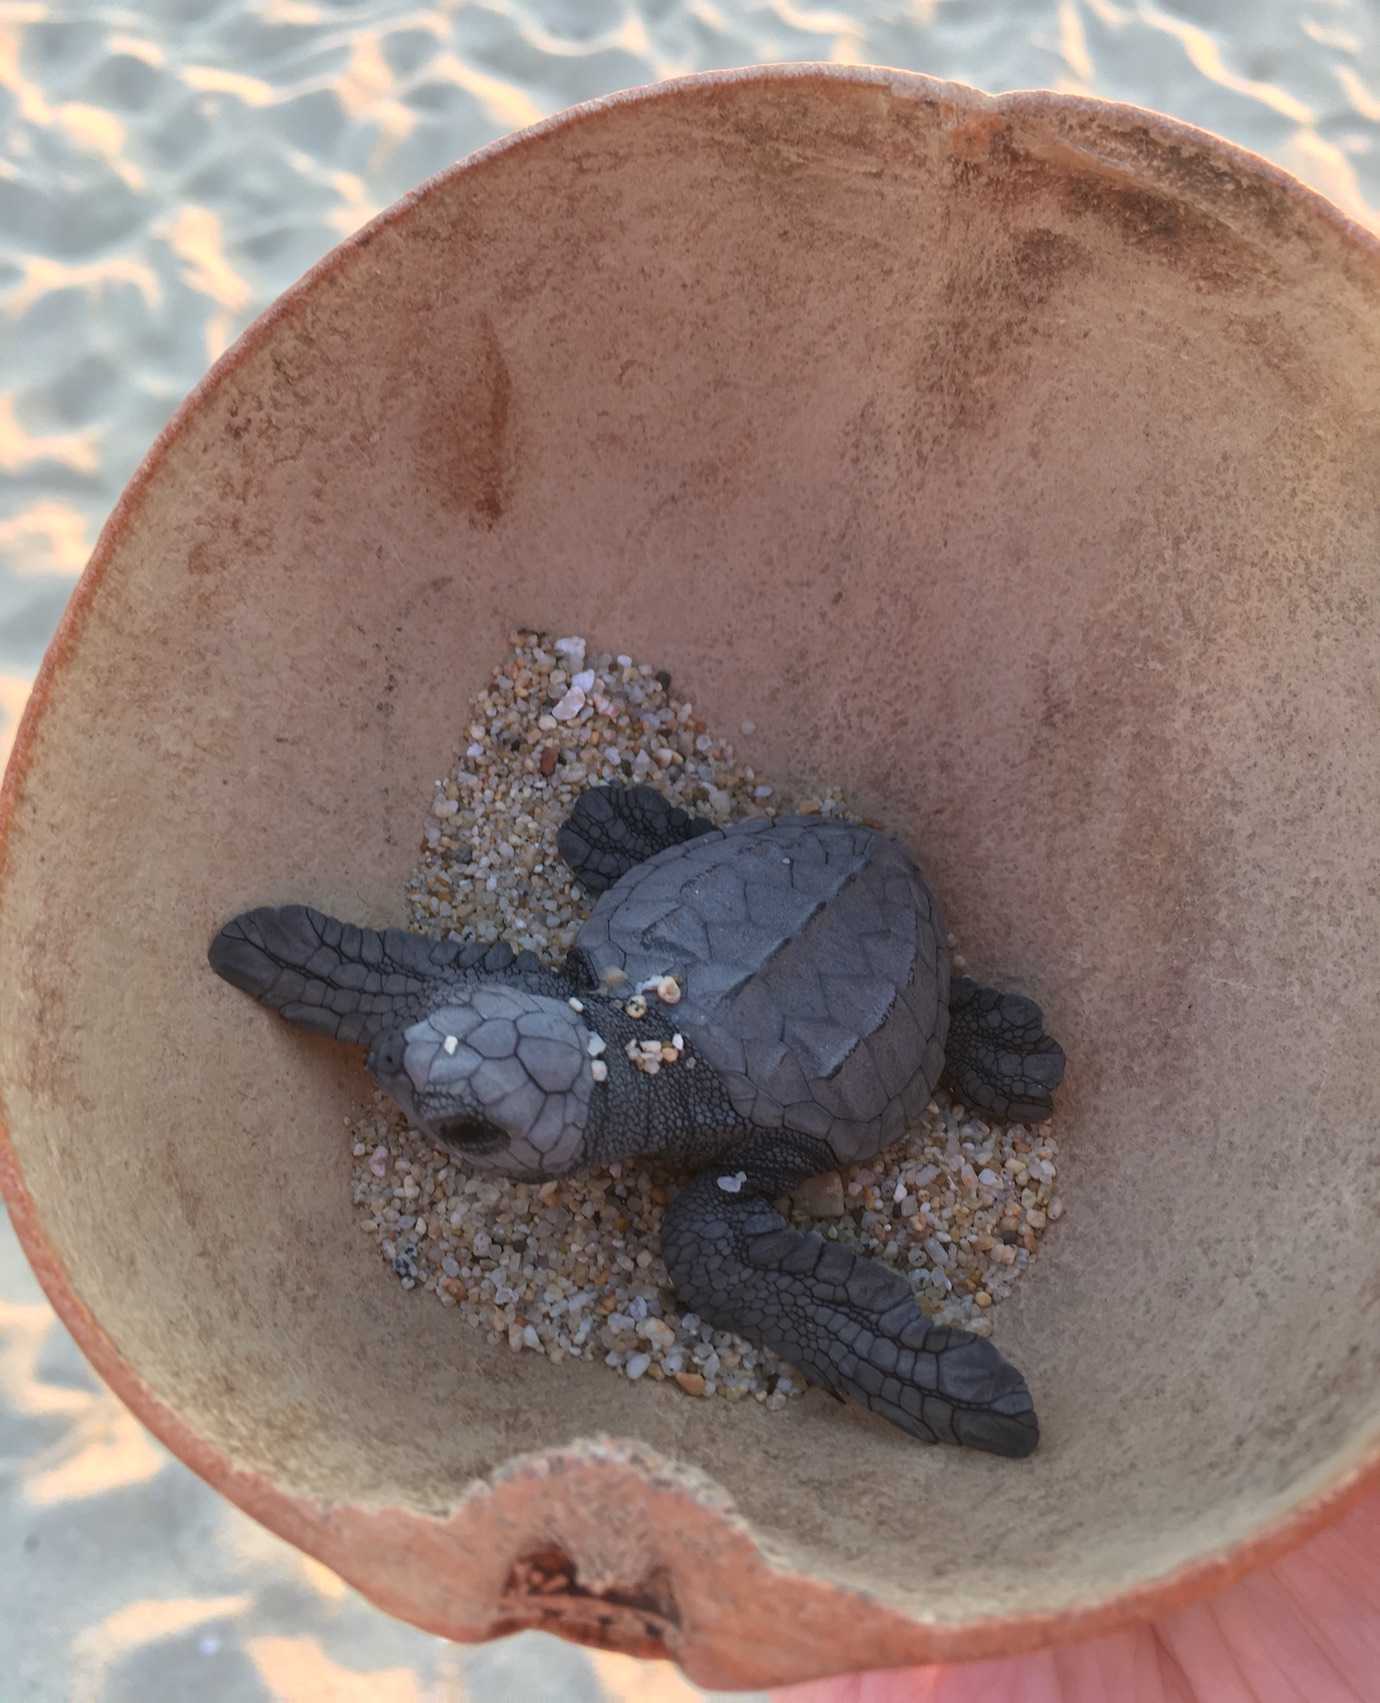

left=2, top=61, right=1378, bottom=1667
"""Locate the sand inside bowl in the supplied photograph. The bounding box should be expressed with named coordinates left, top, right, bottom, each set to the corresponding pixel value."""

left=347, top=633, right=1063, bottom=1406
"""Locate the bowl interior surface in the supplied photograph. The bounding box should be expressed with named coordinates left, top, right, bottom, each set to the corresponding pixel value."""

left=2, top=68, right=1378, bottom=1649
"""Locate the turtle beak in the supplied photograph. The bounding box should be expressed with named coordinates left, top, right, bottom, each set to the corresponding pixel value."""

left=366, top=1029, right=407, bottom=1080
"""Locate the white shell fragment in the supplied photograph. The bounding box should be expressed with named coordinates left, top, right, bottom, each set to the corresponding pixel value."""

left=586, top=1034, right=606, bottom=1058
left=442, top=1035, right=459, bottom=1055
left=590, top=1059, right=608, bottom=1083
left=624, top=1037, right=664, bottom=1075
left=717, top=1172, right=748, bottom=1194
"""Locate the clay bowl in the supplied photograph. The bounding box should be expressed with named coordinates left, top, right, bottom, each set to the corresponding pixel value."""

left=2, top=65, right=1378, bottom=1690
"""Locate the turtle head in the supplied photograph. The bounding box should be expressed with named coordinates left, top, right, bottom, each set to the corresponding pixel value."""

left=365, top=982, right=596, bottom=1177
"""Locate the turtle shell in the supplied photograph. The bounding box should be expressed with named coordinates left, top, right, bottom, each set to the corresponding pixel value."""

left=574, top=816, right=948, bottom=1163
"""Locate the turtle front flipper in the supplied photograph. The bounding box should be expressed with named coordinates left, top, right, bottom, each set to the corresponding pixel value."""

left=942, top=977, right=1066, bottom=1125
left=208, top=904, right=532, bottom=1045
left=557, top=784, right=715, bottom=894
left=661, top=1168, right=1039, bottom=1458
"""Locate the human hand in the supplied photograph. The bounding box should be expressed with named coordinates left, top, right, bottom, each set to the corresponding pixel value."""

left=776, top=1482, right=1380, bottom=1702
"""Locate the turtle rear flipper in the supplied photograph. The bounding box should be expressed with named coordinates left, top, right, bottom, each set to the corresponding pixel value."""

left=661, top=1169, right=1039, bottom=1458
left=942, top=977, right=1065, bottom=1124
left=557, top=784, right=715, bottom=894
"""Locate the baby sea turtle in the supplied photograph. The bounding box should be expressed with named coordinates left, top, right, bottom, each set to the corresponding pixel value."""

left=209, top=785, right=1065, bottom=1458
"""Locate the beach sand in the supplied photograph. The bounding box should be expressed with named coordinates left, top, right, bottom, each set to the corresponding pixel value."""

left=1, top=2, right=1376, bottom=1696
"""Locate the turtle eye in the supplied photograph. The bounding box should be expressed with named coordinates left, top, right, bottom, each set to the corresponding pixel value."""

left=367, top=1030, right=407, bottom=1077
left=435, top=1114, right=507, bottom=1153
